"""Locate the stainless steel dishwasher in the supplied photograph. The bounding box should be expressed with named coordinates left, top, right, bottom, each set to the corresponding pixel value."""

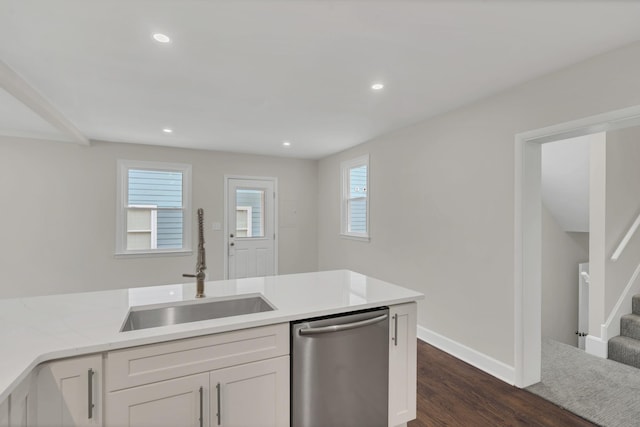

left=291, top=307, right=389, bottom=427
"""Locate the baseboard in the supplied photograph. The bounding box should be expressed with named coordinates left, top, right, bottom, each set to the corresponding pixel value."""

left=585, top=334, right=608, bottom=359
left=417, top=325, right=515, bottom=385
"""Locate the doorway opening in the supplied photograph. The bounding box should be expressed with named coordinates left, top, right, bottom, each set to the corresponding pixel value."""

left=540, top=135, right=594, bottom=351
left=515, top=104, right=640, bottom=387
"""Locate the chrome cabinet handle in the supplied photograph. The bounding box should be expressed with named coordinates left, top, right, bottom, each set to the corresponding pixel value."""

left=87, top=369, right=95, bottom=419
left=198, top=386, right=204, bottom=427
left=393, top=313, right=398, bottom=346
left=298, top=314, right=388, bottom=335
left=216, top=383, right=221, bottom=425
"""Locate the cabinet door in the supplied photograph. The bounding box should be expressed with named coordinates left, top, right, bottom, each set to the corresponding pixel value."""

left=0, top=397, right=8, bottom=427
left=210, top=356, right=289, bottom=427
left=388, top=302, right=417, bottom=427
left=9, top=374, right=35, bottom=427
left=37, top=354, right=102, bottom=427
left=106, top=373, right=208, bottom=427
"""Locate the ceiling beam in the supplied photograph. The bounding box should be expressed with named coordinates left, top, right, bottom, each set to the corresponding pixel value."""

left=0, top=60, right=90, bottom=145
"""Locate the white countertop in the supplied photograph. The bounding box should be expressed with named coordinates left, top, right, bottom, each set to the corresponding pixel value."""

left=0, top=269, right=422, bottom=402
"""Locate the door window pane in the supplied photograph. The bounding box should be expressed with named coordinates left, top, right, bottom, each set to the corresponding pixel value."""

left=236, top=207, right=251, bottom=237
left=236, top=189, right=265, bottom=238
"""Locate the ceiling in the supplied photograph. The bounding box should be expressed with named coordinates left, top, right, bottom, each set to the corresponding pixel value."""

left=2, top=1, right=640, bottom=159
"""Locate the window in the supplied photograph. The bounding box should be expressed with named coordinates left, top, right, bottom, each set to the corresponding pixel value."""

left=126, top=205, right=158, bottom=249
left=235, top=189, right=265, bottom=238
left=235, top=206, right=253, bottom=237
left=341, top=154, right=369, bottom=240
left=116, top=160, right=192, bottom=256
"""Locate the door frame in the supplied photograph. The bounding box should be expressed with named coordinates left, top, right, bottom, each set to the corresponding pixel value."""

left=514, top=104, right=640, bottom=387
left=223, top=175, right=278, bottom=280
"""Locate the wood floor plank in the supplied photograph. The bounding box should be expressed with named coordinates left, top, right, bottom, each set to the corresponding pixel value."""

left=409, top=340, right=597, bottom=427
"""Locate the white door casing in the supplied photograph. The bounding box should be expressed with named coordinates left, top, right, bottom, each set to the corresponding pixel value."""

left=224, top=176, right=277, bottom=279
left=514, top=104, right=640, bottom=387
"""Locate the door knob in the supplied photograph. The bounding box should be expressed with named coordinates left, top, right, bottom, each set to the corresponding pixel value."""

left=230, top=233, right=234, bottom=238
left=230, top=242, right=235, bottom=246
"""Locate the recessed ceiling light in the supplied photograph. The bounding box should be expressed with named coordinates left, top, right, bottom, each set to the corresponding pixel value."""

left=371, top=83, right=384, bottom=91
left=162, top=128, right=173, bottom=134
left=153, top=33, right=171, bottom=43
left=282, top=141, right=291, bottom=147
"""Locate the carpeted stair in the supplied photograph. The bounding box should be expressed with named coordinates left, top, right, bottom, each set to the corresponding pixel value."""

left=609, top=294, right=640, bottom=368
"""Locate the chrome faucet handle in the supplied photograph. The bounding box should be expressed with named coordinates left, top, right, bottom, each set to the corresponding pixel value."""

left=183, top=273, right=197, bottom=278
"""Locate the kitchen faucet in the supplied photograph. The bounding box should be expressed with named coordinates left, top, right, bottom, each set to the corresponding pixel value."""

left=183, top=208, right=206, bottom=298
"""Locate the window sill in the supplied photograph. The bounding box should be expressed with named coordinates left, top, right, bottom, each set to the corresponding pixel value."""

left=339, top=233, right=370, bottom=242
left=115, top=249, right=193, bottom=259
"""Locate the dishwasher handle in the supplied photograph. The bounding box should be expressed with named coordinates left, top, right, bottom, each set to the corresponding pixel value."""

left=298, top=313, right=388, bottom=335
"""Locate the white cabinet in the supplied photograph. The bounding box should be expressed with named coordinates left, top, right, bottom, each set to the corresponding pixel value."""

left=1, top=305, right=418, bottom=427
left=388, top=302, right=417, bottom=427
left=0, top=397, right=8, bottom=427
left=106, top=357, right=289, bottom=427
left=211, top=356, right=289, bottom=427
left=108, top=373, right=209, bottom=427
left=8, top=374, right=36, bottom=427
left=36, top=354, right=102, bottom=427
left=105, top=323, right=290, bottom=427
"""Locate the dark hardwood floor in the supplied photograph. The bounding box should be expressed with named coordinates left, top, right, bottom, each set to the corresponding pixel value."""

left=408, top=340, right=597, bottom=427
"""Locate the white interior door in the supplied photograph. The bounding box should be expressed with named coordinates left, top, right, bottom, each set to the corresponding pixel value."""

left=226, top=177, right=276, bottom=279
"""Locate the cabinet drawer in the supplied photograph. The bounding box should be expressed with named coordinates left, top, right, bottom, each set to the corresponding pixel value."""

left=106, top=323, right=288, bottom=391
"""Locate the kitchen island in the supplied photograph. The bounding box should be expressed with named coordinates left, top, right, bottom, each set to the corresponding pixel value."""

left=0, top=270, right=423, bottom=426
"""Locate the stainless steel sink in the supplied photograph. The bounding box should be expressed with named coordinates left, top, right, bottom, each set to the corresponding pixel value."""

left=120, top=295, right=275, bottom=332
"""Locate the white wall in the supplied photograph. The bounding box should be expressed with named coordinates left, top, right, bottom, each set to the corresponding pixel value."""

left=589, top=134, right=607, bottom=334
left=318, top=41, right=640, bottom=367
left=541, top=135, right=592, bottom=232
left=0, top=137, right=318, bottom=298
left=541, top=204, right=589, bottom=347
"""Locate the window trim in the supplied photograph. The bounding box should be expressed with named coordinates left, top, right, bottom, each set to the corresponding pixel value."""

left=340, top=154, right=370, bottom=241
left=115, top=159, right=192, bottom=257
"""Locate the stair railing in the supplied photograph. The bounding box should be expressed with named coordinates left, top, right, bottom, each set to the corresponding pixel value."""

left=611, top=211, right=640, bottom=261
left=602, top=260, right=640, bottom=342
